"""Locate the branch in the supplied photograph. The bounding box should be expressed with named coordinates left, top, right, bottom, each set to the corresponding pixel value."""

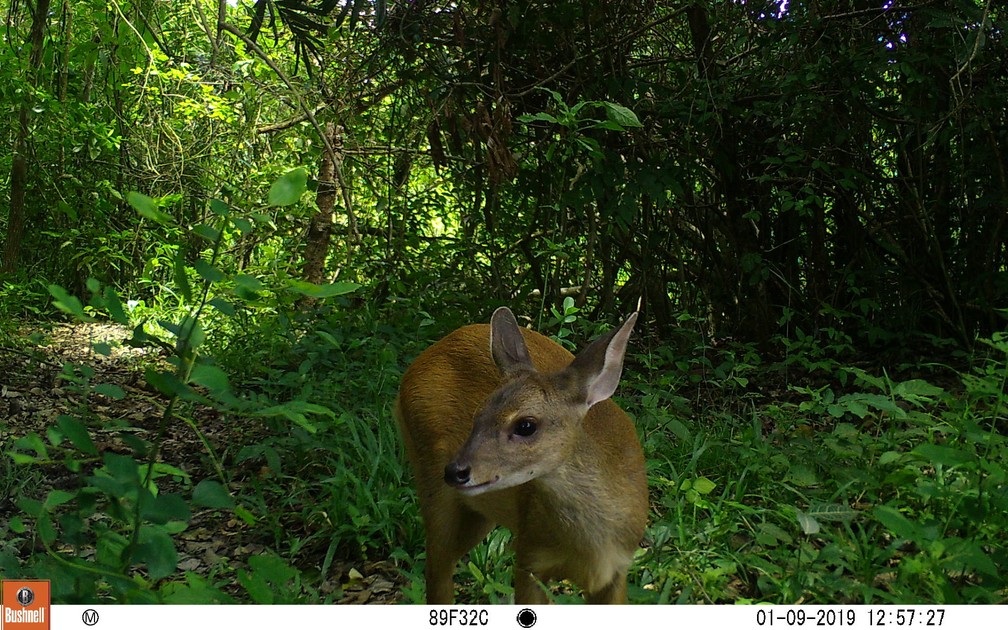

left=514, top=7, right=689, bottom=98
left=218, top=20, right=359, bottom=245
left=256, top=104, right=329, bottom=134
left=192, top=0, right=220, bottom=62
left=949, top=0, right=993, bottom=91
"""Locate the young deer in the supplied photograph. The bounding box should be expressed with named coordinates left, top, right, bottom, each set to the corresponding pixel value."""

left=395, top=307, right=647, bottom=604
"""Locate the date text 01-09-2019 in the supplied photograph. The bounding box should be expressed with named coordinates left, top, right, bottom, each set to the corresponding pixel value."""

left=756, top=608, right=947, bottom=627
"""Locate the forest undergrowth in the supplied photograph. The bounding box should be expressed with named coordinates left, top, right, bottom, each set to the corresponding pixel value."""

left=2, top=298, right=1005, bottom=604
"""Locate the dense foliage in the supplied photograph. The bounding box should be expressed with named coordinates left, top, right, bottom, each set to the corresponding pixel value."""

left=1, top=0, right=1005, bottom=605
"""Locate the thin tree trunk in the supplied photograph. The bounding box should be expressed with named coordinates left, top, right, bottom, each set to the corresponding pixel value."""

left=298, top=123, right=340, bottom=308
left=3, top=0, right=51, bottom=274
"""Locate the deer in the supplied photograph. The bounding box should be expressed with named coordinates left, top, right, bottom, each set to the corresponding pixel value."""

left=395, top=307, right=647, bottom=604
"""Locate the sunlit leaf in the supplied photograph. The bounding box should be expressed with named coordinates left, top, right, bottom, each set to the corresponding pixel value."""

left=127, top=191, right=175, bottom=224
left=268, top=168, right=308, bottom=206
left=286, top=280, right=360, bottom=298
left=48, top=284, right=88, bottom=320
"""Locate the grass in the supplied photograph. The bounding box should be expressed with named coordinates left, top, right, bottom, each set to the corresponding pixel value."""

left=162, top=317, right=1008, bottom=604
left=3, top=304, right=1006, bottom=604
left=621, top=331, right=1008, bottom=604
left=339, top=317, right=1005, bottom=604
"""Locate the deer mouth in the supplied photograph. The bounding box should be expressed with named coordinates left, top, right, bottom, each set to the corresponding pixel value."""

left=451, top=476, right=500, bottom=495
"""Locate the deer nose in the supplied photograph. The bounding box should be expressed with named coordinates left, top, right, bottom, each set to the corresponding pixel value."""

left=444, top=461, right=471, bottom=486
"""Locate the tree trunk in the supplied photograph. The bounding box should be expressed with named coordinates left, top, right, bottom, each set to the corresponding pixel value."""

left=298, top=123, right=340, bottom=308
left=3, top=0, right=51, bottom=274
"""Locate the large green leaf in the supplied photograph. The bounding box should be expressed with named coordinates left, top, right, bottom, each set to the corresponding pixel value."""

left=268, top=168, right=308, bottom=206
left=286, top=279, right=360, bottom=298
left=189, top=363, right=231, bottom=395
left=193, top=479, right=236, bottom=509
left=48, top=284, right=87, bottom=319
left=140, top=492, right=191, bottom=525
left=602, top=102, right=643, bottom=128
left=911, top=443, right=974, bottom=468
left=873, top=505, right=922, bottom=542
left=127, top=191, right=174, bottom=224
left=57, top=415, right=97, bottom=455
left=135, top=526, right=179, bottom=580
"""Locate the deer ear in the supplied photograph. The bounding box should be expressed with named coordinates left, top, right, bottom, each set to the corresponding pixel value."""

left=490, top=307, right=534, bottom=374
left=567, top=312, right=637, bottom=408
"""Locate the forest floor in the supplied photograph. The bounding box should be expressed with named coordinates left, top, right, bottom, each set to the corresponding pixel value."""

left=4, top=320, right=1004, bottom=603
left=0, top=322, right=406, bottom=603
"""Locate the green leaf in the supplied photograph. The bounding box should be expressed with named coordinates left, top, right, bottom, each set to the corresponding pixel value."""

left=10, top=452, right=39, bottom=465
left=48, top=284, right=87, bottom=319
left=591, top=119, right=631, bottom=131
left=234, top=505, right=257, bottom=525
left=794, top=509, right=821, bottom=535
left=253, top=400, right=334, bottom=434
left=692, top=476, right=717, bottom=495
left=517, top=112, right=559, bottom=124
left=192, top=223, right=221, bottom=243
left=208, top=297, right=236, bottom=315
left=102, top=286, right=130, bottom=325
left=239, top=555, right=301, bottom=604
left=268, top=168, right=308, bottom=206
left=237, top=569, right=274, bottom=604
left=233, top=274, right=264, bottom=301
left=231, top=216, right=254, bottom=234
left=602, top=102, right=643, bottom=128
left=838, top=392, right=905, bottom=418
left=873, top=505, right=921, bottom=542
left=17, top=498, right=44, bottom=519
left=145, top=368, right=196, bottom=400
left=104, top=452, right=141, bottom=482
left=193, top=479, right=236, bottom=509
left=785, top=465, right=819, bottom=487
left=756, top=522, right=792, bottom=546
left=234, top=274, right=264, bottom=291
left=141, top=492, right=191, bottom=524
left=160, top=573, right=235, bottom=604
left=286, top=280, right=360, bottom=298
left=135, top=526, right=179, bottom=580
left=37, top=511, right=57, bottom=546
left=194, top=259, right=226, bottom=283
left=16, top=433, right=49, bottom=458
left=892, top=379, right=946, bottom=405
left=57, top=415, right=97, bottom=455
left=910, top=443, right=974, bottom=468
left=806, top=502, right=858, bottom=523
left=944, top=538, right=998, bottom=577
left=127, top=191, right=175, bottom=224
left=878, top=450, right=903, bottom=466
left=94, top=383, right=126, bottom=399
left=43, top=489, right=78, bottom=510
left=179, top=315, right=206, bottom=351
left=209, top=198, right=230, bottom=216
left=189, top=363, right=230, bottom=395
left=467, top=561, right=485, bottom=581
left=146, top=461, right=191, bottom=484
left=174, top=249, right=193, bottom=303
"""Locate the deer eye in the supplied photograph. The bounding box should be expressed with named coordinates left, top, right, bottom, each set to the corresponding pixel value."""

left=513, top=417, right=538, bottom=437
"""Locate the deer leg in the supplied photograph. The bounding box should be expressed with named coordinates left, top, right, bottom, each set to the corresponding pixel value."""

left=422, top=499, right=493, bottom=604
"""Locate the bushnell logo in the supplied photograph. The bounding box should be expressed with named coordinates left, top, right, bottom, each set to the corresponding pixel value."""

left=16, top=586, right=35, bottom=607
